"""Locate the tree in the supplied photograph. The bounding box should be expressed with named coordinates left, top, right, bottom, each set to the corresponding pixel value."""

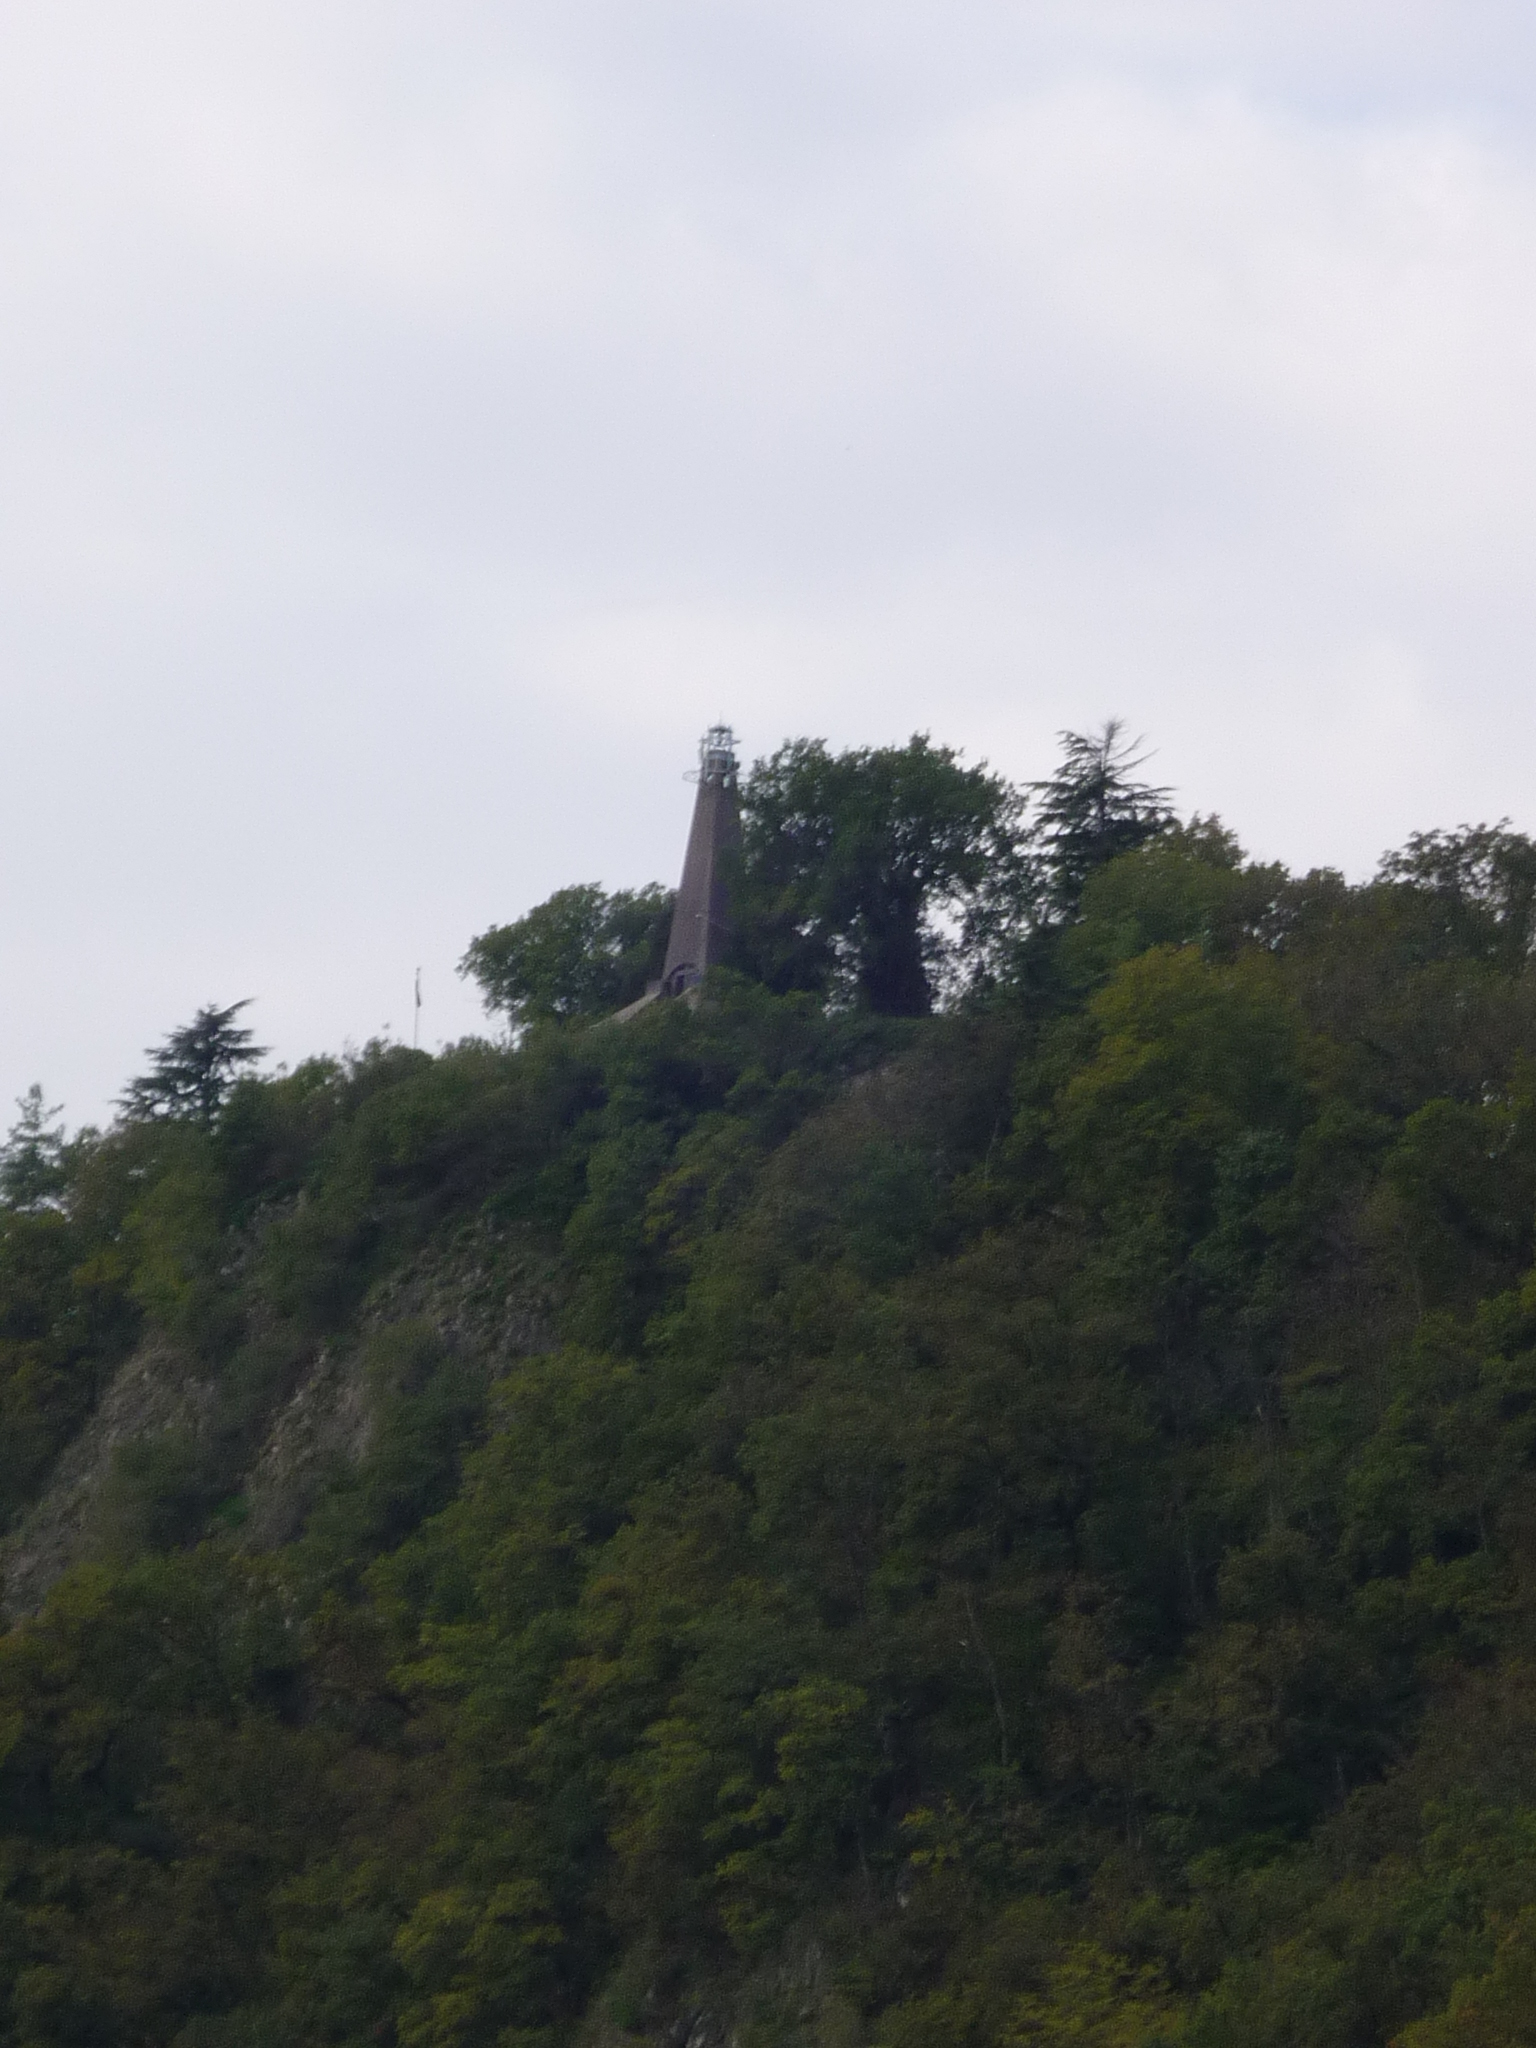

left=1376, top=820, right=1536, bottom=970
left=1028, top=720, right=1174, bottom=918
left=460, top=883, right=673, bottom=1031
left=0, top=1085, right=67, bottom=1209
left=731, top=735, right=1025, bottom=1015
left=120, top=1001, right=265, bottom=1125
left=1398, top=1906, right=1536, bottom=2046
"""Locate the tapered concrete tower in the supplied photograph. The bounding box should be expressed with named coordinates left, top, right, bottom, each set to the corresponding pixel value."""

left=660, top=725, right=741, bottom=997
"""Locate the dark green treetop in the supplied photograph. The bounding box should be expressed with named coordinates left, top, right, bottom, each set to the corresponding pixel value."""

left=1376, top=820, right=1536, bottom=969
left=459, top=883, right=673, bottom=1031
left=0, top=1085, right=67, bottom=1210
left=1028, top=718, right=1174, bottom=917
left=730, top=734, right=1025, bottom=1014
left=120, top=1001, right=265, bottom=1125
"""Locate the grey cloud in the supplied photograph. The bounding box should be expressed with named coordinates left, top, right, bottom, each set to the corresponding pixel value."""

left=1, top=2, right=1535, bottom=1118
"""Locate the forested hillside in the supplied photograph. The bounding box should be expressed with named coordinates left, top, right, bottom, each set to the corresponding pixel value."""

left=3, top=730, right=1536, bottom=2045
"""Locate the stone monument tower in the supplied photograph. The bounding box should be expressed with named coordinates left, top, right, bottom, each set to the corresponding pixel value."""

left=659, top=724, right=741, bottom=997
left=603, top=725, right=742, bottom=1024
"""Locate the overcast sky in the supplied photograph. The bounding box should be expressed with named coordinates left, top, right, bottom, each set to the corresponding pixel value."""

left=5, top=1, right=1536, bottom=1120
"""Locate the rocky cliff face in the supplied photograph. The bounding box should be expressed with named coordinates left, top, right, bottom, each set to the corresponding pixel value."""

left=1, top=1214, right=560, bottom=1617
left=1, top=1335, right=214, bottom=1616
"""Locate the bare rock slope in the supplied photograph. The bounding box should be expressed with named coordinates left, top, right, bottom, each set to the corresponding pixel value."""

left=1, top=1216, right=560, bottom=1617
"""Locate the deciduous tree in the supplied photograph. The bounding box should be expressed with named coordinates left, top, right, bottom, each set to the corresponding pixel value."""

left=732, top=734, right=1024, bottom=1014
left=460, top=883, right=672, bottom=1030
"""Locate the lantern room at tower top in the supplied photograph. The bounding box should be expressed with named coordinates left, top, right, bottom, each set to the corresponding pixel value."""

left=690, top=724, right=739, bottom=789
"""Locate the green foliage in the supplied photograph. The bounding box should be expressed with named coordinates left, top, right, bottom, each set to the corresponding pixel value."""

left=0, top=1088, right=67, bottom=1212
left=731, top=734, right=1025, bottom=1013
left=1399, top=1906, right=1536, bottom=2045
left=460, top=884, right=673, bottom=1030
left=0, top=1208, right=100, bottom=1522
left=1004, top=1943, right=1180, bottom=2045
left=9, top=779, right=1536, bottom=2044
left=95, top=1430, right=215, bottom=1559
left=294, top=1322, right=489, bottom=1595
left=122, top=1001, right=266, bottom=1125
left=1027, top=720, right=1175, bottom=919
left=1376, top=821, right=1536, bottom=973
left=1061, top=819, right=1287, bottom=986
